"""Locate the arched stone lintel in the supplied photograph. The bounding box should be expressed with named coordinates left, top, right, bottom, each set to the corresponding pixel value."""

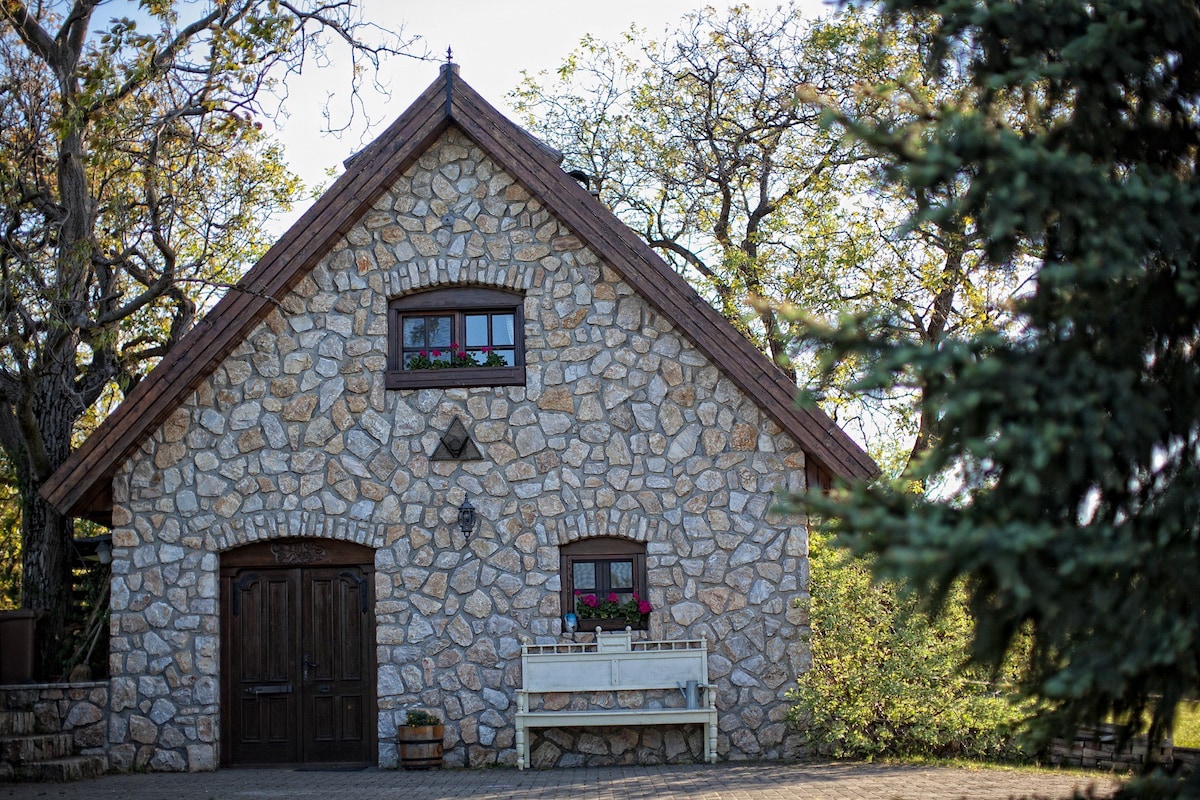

left=206, top=511, right=388, bottom=554
left=383, top=258, right=533, bottom=299
left=551, top=509, right=659, bottom=547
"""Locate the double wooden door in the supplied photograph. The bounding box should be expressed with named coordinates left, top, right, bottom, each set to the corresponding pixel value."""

left=220, top=540, right=374, bottom=766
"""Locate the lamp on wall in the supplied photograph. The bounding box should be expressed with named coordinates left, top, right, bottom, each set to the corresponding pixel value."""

left=96, top=539, right=112, bottom=565
left=457, top=498, right=479, bottom=538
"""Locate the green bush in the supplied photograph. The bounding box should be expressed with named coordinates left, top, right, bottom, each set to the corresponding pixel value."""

left=404, top=709, right=441, bottom=727
left=788, top=533, right=1031, bottom=761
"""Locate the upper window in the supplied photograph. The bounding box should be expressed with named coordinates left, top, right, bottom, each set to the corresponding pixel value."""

left=560, top=538, right=650, bottom=631
left=386, top=287, right=526, bottom=389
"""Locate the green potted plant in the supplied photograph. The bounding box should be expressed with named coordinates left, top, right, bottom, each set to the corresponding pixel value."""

left=397, top=709, right=444, bottom=770
left=574, top=591, right=652, bottom=629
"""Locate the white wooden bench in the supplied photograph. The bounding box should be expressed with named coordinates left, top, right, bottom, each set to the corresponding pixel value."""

left=515, top=630, right=718, bottom=769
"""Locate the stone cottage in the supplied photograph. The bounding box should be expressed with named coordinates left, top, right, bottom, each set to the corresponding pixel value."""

left=41, top=65, right=875, bottom=772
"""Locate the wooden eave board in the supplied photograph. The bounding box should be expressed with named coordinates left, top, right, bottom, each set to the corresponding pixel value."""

left=41, top=68, right=874, bottom=520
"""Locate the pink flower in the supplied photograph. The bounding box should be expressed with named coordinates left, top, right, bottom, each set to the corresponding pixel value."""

left=481, top=346, right=492, bottom=352
left=607, top=593, right=619, bottom=603
left=638, top=600, right=652, bottom=614
left=582, top=594, right=598, bottom=608
left=431, top=349, right=442, bottom=357
left=419, top=350, right=427, bottom=356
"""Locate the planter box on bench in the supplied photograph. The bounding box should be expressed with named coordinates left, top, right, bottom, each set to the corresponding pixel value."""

left=515, top=630, right=717, bottom=769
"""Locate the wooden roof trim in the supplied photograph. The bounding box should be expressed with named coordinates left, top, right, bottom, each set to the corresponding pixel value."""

left=446, top=83, right=876, bottom=480
left=41, top=76, right=455, bottom=516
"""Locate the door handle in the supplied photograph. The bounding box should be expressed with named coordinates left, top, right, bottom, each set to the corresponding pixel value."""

left=303, top=657, right=318, bottom=681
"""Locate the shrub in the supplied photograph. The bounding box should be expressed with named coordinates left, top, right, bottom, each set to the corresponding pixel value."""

left=405, top=710, right=441, bottom=727
left=788, top=533, right=1031, bottom=761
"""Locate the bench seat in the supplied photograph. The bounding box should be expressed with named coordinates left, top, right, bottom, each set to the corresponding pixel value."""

left=515, top=631, right=717, bottom=769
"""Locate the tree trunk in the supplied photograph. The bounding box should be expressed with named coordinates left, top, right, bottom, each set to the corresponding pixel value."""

left=20, top=477, right=72, bottom=678
left=6, top=369, right=83, bottom=679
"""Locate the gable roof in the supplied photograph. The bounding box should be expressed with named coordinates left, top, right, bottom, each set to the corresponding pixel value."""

left=41, top=65, right=876, bottom=523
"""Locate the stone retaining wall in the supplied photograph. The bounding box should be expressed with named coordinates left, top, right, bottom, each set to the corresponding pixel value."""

left=0, top=682, right=109, bottom=757
left=1049, top=725, right=1173, bottom=772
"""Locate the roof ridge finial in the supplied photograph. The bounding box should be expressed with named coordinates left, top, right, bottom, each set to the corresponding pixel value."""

left=442, top=46, right=459, bottom=78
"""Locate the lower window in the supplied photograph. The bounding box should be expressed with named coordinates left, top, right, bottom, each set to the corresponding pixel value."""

left=560, top=538, right=650, bottom=631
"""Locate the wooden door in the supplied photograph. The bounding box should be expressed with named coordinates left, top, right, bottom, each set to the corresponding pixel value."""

left=221, top=540, right=374, bottom=766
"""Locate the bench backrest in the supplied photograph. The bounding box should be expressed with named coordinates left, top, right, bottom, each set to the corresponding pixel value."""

left=521, top=637, right=709, bottom=693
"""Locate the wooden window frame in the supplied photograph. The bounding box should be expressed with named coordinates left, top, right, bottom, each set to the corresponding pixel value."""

left=386, top=287, right=526, bottom=389
left=560, top=538, right=649, bottom=632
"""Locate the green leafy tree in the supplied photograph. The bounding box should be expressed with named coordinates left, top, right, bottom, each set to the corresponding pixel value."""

left=790, top=533, right=1030, bottom=760
left=513, top=5, right=1027, bottom=473
left=797, top=0, right=1200, bottom=793
left=0, top=0, right=419, bottom=674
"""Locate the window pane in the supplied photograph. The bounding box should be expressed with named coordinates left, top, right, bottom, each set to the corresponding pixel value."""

left=573, top=562, right=596, bottom=591
left=427, top=316, right=452, bottom=347
left=609, top=561, right=633, bottom=590
left=403, top=318, right=426, bottom=349
left=492, top=314, right=515, bottom=346
left=465, top=315, right=489, bottom=347
left=491, top=348, right=515, bottom=366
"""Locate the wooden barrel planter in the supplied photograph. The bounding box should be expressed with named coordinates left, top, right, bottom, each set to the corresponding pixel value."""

left=397, top=722, right=444, bottom=769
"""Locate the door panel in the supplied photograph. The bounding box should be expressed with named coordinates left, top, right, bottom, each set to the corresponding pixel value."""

left=301, top=567, right=372, bottom=761
left=225, top=570, right=300, bottom=764
left=221, top=544, right=374, bottom=766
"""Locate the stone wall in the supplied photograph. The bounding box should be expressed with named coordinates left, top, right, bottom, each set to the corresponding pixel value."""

left=0, top=682, right=109, bottom=758
left=1049, top=725, right=1174, bottom=772
left=107, top=127, right=812, bottom=770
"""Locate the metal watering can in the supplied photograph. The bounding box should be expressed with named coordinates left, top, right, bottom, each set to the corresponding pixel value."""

left=677, top=680, right=700, bottom=709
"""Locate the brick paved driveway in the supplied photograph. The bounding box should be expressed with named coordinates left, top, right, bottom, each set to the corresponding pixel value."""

left=0, top=762, right=1121, bottom=800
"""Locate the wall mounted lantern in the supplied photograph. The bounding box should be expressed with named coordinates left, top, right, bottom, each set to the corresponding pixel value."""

left=457, top=498, right=479, bottom=537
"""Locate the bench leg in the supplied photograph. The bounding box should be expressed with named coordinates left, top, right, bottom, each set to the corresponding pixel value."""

left=516, top=721, right=527, bottom=770
left=706, top=717, right=717, bottom=764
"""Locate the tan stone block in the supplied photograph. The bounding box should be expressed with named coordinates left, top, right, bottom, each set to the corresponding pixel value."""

left=361, top=481, right=387, bottom=501
left=213, top=494, right=242, bottom=518
left=153, top=442, right=185, bottom=469
left=270, top=377, right=298, bottom=397
left=514, top=243, right=551, bottom=261
left=161, top=409, right=190, bottom=443
left=129, top=715, right=157, bottom=745
left=281, top=395, right=317, bottom=422
left=561, top=308, right=587, bottom=329
left=537, top=386, right=574, bottom=412
left=731, top=422, right=756, bottom=450
left=237, top=429, right=265, bottom=453
left=551, top=235, right=582, bottom=251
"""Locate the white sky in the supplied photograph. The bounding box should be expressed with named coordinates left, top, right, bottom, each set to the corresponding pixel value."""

left=263, top=0, right=834, bottom=216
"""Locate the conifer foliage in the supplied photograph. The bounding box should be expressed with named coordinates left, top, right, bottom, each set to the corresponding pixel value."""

left=799, top=1, right=1200, bottom=792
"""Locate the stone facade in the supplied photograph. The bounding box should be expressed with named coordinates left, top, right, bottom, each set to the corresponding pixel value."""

left=105, top=127, right=813, bottom=771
